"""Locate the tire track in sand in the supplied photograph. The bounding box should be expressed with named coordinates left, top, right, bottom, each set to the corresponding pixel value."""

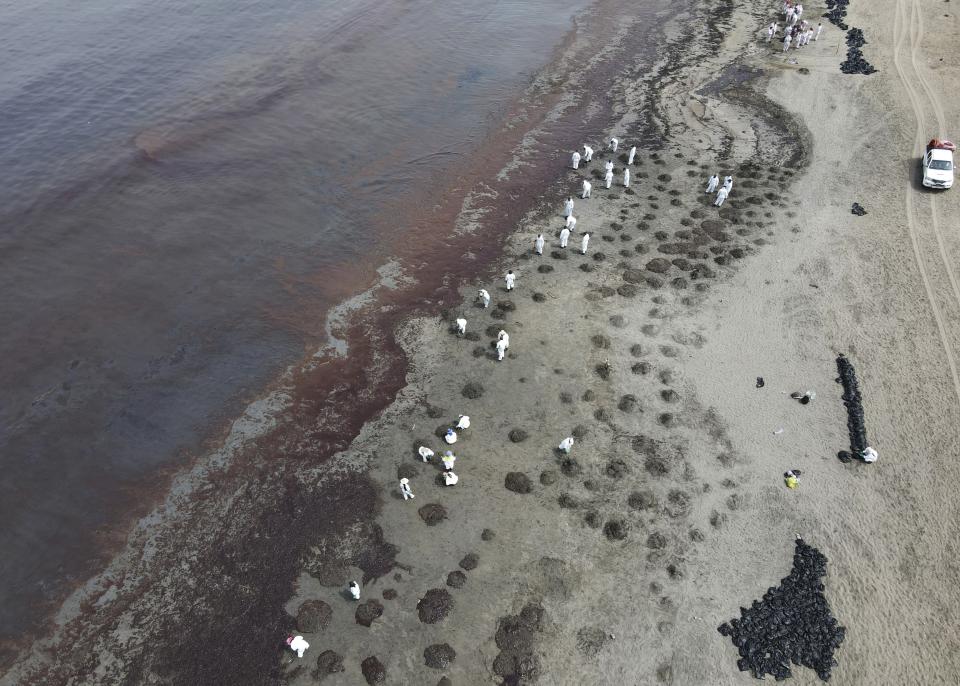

left=891, top=0, right=960, bottom=403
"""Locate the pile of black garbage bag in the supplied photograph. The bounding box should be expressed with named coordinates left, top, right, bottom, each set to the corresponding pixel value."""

left=850, top=203, right=867, bottom=216
left=718, top=538, right=846, bottom=681
left=836, top=353, right=867, bottom=461
left=841, top=27, right=877, bottom=75
left=823, top=0, right=850, bottom=30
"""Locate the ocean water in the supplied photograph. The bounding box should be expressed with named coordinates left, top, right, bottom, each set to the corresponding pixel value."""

left=0, top=0, right=594, bottom=640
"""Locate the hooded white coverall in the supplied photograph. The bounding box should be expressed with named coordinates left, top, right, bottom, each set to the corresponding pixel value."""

left=456, top=415, right=471, bottom=430
left=605, top=160, right=614, bottom=173
left=400, top=479, right=415, bottom=500
left=571, top=151, right=581, bottom=169
left=455, top=318, right=466, bottom=336
left=505, top=272, right=515, bottom=290
left=443, top=471, right=459, bottom=486
left=478, top=289, right=490, bottom=308
left=418, top=446, right=434, bottom=462
left=609, top=137, right=619, bottom=152
left=496, top=338, right=507, bottom=361
left=605, top=170, right=613, bottom=189
left=783, top=33, right=791, bottom=51
left=559, top=437, right=574, bottom=453
left=581, top=233, right=590, bottom=254
left=349, top=582, right=361, bottom=600
left=583, top=145, right=594, bottom=162
left=566, top=215, right=577, bottom=231
left=497, top=331, right=509, bottom=349
left=723, top=176, right=733, bottom=192
left=442, top=452, right=456, bottom=470
left=444, top=429, right=457, bottom=444
left=623, top=169, right=630, bottom=188
left=627, top=146, right=637, bottom=165
left=714, top=187, right=729, bottom=206
left=535, top=234, right=544, bottom=255
left=815, top=23, right=823, bottom=40
left=289, top=636, right=310, bottom=658
left=563, top=198, right=575, bottom=217
left=582, top=180, right=592, bottom=198
left=559, top=227, right=570, bottom=248
left=706, top=175, right=719, bottom=193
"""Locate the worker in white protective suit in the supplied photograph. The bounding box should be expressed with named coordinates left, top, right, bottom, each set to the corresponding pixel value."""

left=815, top=22, right=823, bottom=40
left=580, top=233, right=590, bottom=254
left=496, top=337, right=508, bottom=361
left=456, top=414, right=471, bottom=430
left=714, top=186, right=729, bottom=207
left=443, top=471, right=459, bottom=486
left=348, top=581, right=361, bottom=600
left=706, top=174, right=719, bottom=193
left=604, top=160, right=614, bottom=173
left=444, top=428, right=457, bottom=444
left=559, top=226, right=570, bottom=248
left=627, top=146, right=637, bottom=165
left=505, top=270, right=515, bottom=291
left=571, top=151, right=581, bottom=169
left=478, top=288, right=490, bottom=308
left=623, top=169, right=630, bottom=188
left=418, top=446, right=434, bottom=462
left=399, top=478, right=415, bottom=500
left=559, top=437, right=574, bottom=453
left=566, top=214, right=577, bottom=231
left=766, top=23, right=775, bottom=41
left=497, top=330, right=509, bottom=349
left=287, top=635, right=310, bottom=658
left=442, top=450, right=456, bottom=470
left=455, top=318, right=466, bottom=336
left=583, top=145, right=594, bottom=162
left=535, top=233, right=544, bottom=255
left=604, top=169, right=613, bottom=189
left=783, top=32, right=791, bottom=52
left=582, top=180, right=592, bottom=198
left=563, top=196, right=575, bottom=217
left=609, top=137, right=619, bottom=152
left=861, top=447, right=878, bottom=463
left=723, top=175, right=733, bottom=192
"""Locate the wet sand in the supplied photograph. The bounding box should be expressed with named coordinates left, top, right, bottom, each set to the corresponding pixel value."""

left=6, top=0, right=960, bottom=682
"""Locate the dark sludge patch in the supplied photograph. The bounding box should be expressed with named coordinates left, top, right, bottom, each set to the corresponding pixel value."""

left=418, top=503, right=448, bottom=526
left=424, top=643, right=457, bottom=670
left=361, top=656, right=386, bottom=684
left=417, top=588, right=454, bottom=624
left=492, top=604, right=545, bottom=681
left=354, top=600, right=384, bottom=627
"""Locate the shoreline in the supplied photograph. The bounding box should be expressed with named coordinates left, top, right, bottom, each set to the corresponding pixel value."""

left=7, top=0, right=960, bottom=681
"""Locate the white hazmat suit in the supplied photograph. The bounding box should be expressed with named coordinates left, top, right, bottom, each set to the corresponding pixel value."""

left=563, top=198, right=575, bottom=217
left=348, top=581, right=361, bottom=600
left=582, top=180, right=592, bottom=198
left=604, top=170, right=613, bottom=189
left=496, top=338, right=507, bottom=361
left=399, top=478, right=415, bottom=500
left=535, top=234, right=544, bottom=255
left=505, top=271, right=515, bottom=291
left=418, top=446, right=434, bottom=462
left=442, top=451, right=456, bottom=470
left=559, top=227, right=570, bottom=248
left=559, top=437, right=574, bottom=453
left=456, top=415, right=471, bottom=430
left=609, top=137, right=619, bottom=152
left=583, top=145, right=594, bottom=162
left=478, top=288, right=490, bottom=308
left=714, top=187, right=729, bottom=206
left=706, top=175, right=719, bottom=193
left=627, top=146, right=637, bottom=165
left=571, top=151, right=581, bottom=169
left=455, top=318, right=466, bottom=336
left=443, top=471, right=459, bottom=486
left=444, top=429, right=457, bottom=444
left=288, top=636, right=310, bottom=658
left=623, top=169, right=630, bottom=188
left=566, top=215, right=577, bottom=231
left=581, top=233, right=590, bottom=254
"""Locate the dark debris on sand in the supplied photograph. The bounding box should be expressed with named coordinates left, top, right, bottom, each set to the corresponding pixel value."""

left=717, top=538, right=846, bottom=681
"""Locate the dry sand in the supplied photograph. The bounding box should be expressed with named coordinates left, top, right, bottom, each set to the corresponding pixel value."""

left=5, top=0, right=960, bottom=682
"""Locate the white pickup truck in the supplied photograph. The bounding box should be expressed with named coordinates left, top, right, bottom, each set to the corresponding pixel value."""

left=922, top=139, right=955, bottom=189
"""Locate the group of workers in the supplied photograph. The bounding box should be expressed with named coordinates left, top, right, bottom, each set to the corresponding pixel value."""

left=705, top=173, right=734, bottom=206
left=765, top=0, right=824, bottom=51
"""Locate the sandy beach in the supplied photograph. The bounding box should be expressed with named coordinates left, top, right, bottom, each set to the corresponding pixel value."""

left=5, top=0, right=960, bottom=681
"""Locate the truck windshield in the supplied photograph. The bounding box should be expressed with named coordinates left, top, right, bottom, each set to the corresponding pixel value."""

left=930, top=160, right=953, bottom=170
